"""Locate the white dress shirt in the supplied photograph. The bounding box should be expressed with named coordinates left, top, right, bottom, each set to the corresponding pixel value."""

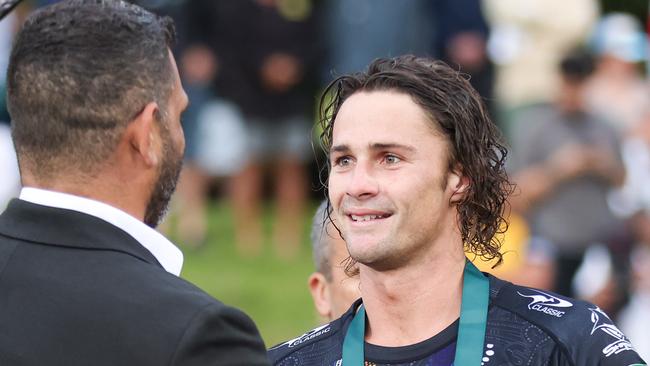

left=19, top=187, right=184, bottom=276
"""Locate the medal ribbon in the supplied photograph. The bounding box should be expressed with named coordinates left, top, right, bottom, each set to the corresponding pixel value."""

left=341, top=259, right=489, bottom=365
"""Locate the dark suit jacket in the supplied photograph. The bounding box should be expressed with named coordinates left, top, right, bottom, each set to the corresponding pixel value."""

left=0, top=199, right=270, bottom=365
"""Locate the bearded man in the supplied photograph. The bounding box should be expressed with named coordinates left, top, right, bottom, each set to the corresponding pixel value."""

left=0, top=1, right=269, bottom=365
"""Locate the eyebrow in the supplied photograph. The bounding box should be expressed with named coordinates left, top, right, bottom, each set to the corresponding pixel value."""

left=370, top=143, right=416, bottom=152
left=330, top=144, right=350, bottom=154
left=330, top=143, right=416, bottom=155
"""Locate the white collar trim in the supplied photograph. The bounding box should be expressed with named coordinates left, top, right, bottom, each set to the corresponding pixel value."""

left=18, top=187, right=183, bottom=276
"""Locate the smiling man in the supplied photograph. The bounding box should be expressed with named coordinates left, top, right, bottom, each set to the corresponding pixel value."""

left=268, top=56, right=645, bottom=366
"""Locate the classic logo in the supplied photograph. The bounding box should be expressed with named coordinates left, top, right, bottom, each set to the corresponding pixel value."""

left=273, top=324, right=331, bottom=349
left=517, top=289, right=573, bottom=317
left=589, top=307, right=635, bottom=357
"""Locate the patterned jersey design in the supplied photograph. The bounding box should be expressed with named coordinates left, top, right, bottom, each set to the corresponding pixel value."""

left=269, top=275, right=646, bottom=366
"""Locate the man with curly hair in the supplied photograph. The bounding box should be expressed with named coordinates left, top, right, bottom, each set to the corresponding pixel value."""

left=268, top=56, right=645, bottom=365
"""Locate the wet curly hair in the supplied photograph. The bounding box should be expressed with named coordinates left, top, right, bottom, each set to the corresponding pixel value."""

left=319, top=55, right=514, bottom=269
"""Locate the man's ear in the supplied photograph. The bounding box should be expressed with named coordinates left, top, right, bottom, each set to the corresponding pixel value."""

left=448, top=166, right=470, bottom=204
left=125, top=102, right=160, bottom=168
left=308, top=272, right=332, bottom=320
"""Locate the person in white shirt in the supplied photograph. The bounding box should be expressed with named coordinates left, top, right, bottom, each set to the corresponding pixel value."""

left=0, top=1, right=269, bottom=365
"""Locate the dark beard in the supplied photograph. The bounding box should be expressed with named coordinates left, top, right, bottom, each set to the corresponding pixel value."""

left=143, top=125, right=183, bottom=228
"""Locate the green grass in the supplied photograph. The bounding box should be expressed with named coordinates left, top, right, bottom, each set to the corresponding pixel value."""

left=175, top=201, right=320, bottom=347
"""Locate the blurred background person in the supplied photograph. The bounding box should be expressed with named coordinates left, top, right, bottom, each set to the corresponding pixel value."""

left=483, top=0, right=599, bottom=138
left=320, top=0, right=491, bottom=103
left=585, top=13, right=648, bottom=136
left=510, top=50, right=626, bottom=304
left=585, top=10, right=650, bottom=231
left=172, top=0, right=320, bottom=258
left=580, top=11, right=650, bottom=318
left=320, top=0, right=435, bottom=79
left=432, top=0, right=494, bottom=115
left=307, top=201, right=360, bottom=322
left=590, top=5, right=649, bottom=347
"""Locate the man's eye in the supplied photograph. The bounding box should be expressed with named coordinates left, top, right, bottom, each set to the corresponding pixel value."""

left=334, top=156, right=352, bottom=167
left=384, top=154, right=401, bottom=164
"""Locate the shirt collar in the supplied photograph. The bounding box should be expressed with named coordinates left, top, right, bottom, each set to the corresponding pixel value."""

left=18, top=187, right=183, bottom=276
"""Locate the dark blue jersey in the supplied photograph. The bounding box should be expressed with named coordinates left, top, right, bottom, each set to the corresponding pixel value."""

left=268, top=275, right=646, bottom=365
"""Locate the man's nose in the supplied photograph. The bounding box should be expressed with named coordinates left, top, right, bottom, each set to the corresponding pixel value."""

left=346, top=162, right=379, bottom=200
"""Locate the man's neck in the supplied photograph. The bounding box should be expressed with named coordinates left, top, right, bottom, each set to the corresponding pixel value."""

left=360, top=240, right=466, bottom=347
left=21, top=175, right=148, bottom=222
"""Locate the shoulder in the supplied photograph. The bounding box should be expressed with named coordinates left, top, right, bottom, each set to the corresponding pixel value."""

left=134, top=272, right=269, bottom=365
left=267, top=300, right=362, bottom=365
left=119, top=271, right=269, bottom=365
left=488, top=276, right=645, bottom=365
left=489, top=276, right=577, bottom=322
left=169, top=301, right=269, bottom=366
left=267, top=319, right=345, bottom=365
left=267, top=322, right=339, bottom=364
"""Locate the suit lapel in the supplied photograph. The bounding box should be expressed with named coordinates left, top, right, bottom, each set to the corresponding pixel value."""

left=0, top=199, right=163, bottom=269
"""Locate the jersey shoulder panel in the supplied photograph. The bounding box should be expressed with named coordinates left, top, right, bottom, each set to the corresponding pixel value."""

left=489, top=276, right=646, bottom=366
left=268, top=300, right=361, bottom=365
left=267, top=321, right=341, bottom=365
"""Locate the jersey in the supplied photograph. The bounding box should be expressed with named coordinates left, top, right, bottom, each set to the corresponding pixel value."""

left=268, top=275, right=646, bottom=365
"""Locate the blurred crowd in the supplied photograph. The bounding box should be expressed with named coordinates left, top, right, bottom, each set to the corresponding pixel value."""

left=0, top=0, right=648, bottom=358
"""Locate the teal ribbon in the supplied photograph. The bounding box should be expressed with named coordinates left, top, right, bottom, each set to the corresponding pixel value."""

left=341, top=304, right=366, bottom=365
left=455, top=259, right=490, bottom=365
left=341, top=259, right=490, bottom=365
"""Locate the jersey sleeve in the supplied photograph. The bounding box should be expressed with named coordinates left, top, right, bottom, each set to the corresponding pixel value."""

left=268, top=300, right=363, bottom=365
left=568, top=305, right=646, bottom=366
left=493, top=281, right=646, bottom=366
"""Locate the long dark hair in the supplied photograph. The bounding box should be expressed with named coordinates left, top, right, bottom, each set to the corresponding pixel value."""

left=319, top=55, right=514, bottom=271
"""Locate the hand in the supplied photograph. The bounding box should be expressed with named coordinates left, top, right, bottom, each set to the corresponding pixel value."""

left=547, top=144, right=623, bottom=184
left=584, top=146, right=617, bottom=174
left=545, top=143, right=594, bottom=181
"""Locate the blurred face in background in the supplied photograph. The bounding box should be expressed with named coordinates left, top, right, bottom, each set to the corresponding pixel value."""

left=308, top=224, right=360, bottom=321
